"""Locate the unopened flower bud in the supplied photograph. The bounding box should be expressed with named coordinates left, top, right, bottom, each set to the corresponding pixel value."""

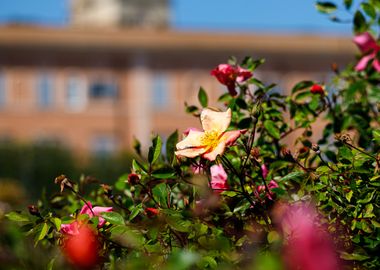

left=28, top=205, right=40, bottom=217
left=331, top=62, right=339, bottom=74
left=127, top=173, right=140, bottom=185
left=311, top=144, right=320, bottom=154
left=298, top=146, right=309, bottom=159
left=145, top=207, right=159, bottom=218
left=250, top=147, right=260, bottom=159
left=281, top=147, right=294, bottom=161
left=310, top=84, right=325, bottom=95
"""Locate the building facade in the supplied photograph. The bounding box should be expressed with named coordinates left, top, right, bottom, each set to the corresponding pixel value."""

left=0, top=26, right=356, bottom=157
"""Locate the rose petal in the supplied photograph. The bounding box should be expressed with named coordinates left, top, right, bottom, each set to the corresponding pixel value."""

left=222, top=130, right=244, bottom=146
left=201, top=108, right=231, bottom=133
left=92, top=207, right=113, bottom=218
left=61, top=222, right=80, bottom=236
left=175, top=147, right=207, bottom=158
left=79, top=202, right=94, bottom=218
left=373, top=58, right=380, bottom=72
left=176, top=130, right=205, bottom=150
left=355, top=54, right=373, bottom=71
left=353, top=32, right=377, bottom=53
left=202, top=141, right=226, bottom=161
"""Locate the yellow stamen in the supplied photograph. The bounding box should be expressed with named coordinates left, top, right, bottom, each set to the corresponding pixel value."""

left=200, top=130, right=221, bottom=149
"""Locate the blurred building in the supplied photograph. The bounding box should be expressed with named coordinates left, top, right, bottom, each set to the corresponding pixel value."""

left=0, top=24, right=355, bottom=157
left=71, top=0, right=169, bottom=29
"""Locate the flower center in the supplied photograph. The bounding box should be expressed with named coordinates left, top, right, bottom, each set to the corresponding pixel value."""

left=201, top=130, right=220, bottom=149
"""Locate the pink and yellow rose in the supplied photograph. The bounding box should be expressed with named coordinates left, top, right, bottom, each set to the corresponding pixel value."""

left=175, top=108, right=245, bottom=161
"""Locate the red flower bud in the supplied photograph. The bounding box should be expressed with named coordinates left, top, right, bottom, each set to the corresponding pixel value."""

left=145, top=207, right=159, bottom=218
left=310, top=84, right=325, bottom=95
left=128, top=173, right=140, bottom=185
left=63, top=225, right=100, bottom=269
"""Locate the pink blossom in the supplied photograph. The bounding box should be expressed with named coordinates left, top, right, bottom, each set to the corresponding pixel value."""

left=210, top=164, right=228, bottom=192
left=257, top=180, right=279, bottom=200
left=79, top=202, right=113, bottom=227
left=211, top=64, right=252, bottom=96
left=277, top=204, right=340, bottom=270
left=353, top=32, right=380, bottom=72
left=60, top=202, right=113, bottom=235
left=261, top=164, right=269, bottom=179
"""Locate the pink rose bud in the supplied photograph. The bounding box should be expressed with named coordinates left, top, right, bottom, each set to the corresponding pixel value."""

left=210, top=164, right=228, bottom=192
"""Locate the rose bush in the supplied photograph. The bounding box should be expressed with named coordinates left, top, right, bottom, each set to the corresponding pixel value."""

left=5, top=1, right=380, bottom=269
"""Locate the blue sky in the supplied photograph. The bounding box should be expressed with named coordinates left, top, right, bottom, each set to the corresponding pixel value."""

left=0, top=0, right=352, bottom=35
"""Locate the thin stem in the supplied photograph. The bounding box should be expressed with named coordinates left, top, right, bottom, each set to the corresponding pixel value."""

left=67, top=186, right=95, bottom=217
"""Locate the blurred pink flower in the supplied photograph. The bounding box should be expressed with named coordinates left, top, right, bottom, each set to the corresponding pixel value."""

left=61, top=202, right=113, bottom=235
left=211, top=64, right=252, bottom=96
left=210, top=164, right=228, bottom=192
left=278, top=204, right=340, bottom=270
left=353, top=32, right=380, bottom=72
left=63, top=225, right=100, bottom=269
left=175, top=108, right=245, bottom=161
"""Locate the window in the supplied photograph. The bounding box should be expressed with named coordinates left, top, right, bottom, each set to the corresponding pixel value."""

left=37, top=73, right=54, bottom=108
left=66, top=75, right=87, bottom=111
left=89, top=80, right=118, bottom=99
left=152, top=73, right=170, bottom=109
left=0, top=72, right=5, bottom=108
left=91, top=135, right=117, bottom=157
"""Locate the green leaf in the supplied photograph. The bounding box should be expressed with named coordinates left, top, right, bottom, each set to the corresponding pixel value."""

left=47, top=258, right=56, bottom=270
left=316, top=2, right=337, bottom=13
left=238, top=117, right=252, bottom=129
left=148, top=135, right=162, bottom=164
left=361, top=3, right=376, bottom=19
left=152, top=167, right=176, bottom=179
left=281, top=171, right=305, bottom=182
left=235, top=98, right=248, bottom=109
left=37, top=223, right=49, bottom=241
left=101, top=212, right=125, bottom=226
left=133, top=137, right=141, bottom=156
left=129, top=204, right=143, bottom=221
left=372, top=129, right=380, bottom=143
left=185, top=103, right=199, bottom=114
left=346, top=190, right=353, bottom=202
left=340, top=252, right=370, bottom=261
left=354, top=10, right=367, bottom=33
left=132, top=159, right=148, bottom=173
left=110, top=225, right=145, bottom=248
left=200, top=256, right=217, bottom=269
left=291, top=80, right=314, bottom=94
left=251, top=58, right=265, bottom=70
left=264, top=120, right=280, bottom=139
left=153, top=183, right=168, bottom=207
left=51, top=217, right=61, bottom=231
left=166, top=216, right=191, bottom=233
left=267, top=231, right=280, bottom=243
left=166, top=130, right=178, bottom=163
left=344, top=0, right=353, bottom=9
left=198, top=87, right=208, bottom=108
left=5, top=211, right=30, bottom=222
left=221, top=191, right=238, bottom=197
